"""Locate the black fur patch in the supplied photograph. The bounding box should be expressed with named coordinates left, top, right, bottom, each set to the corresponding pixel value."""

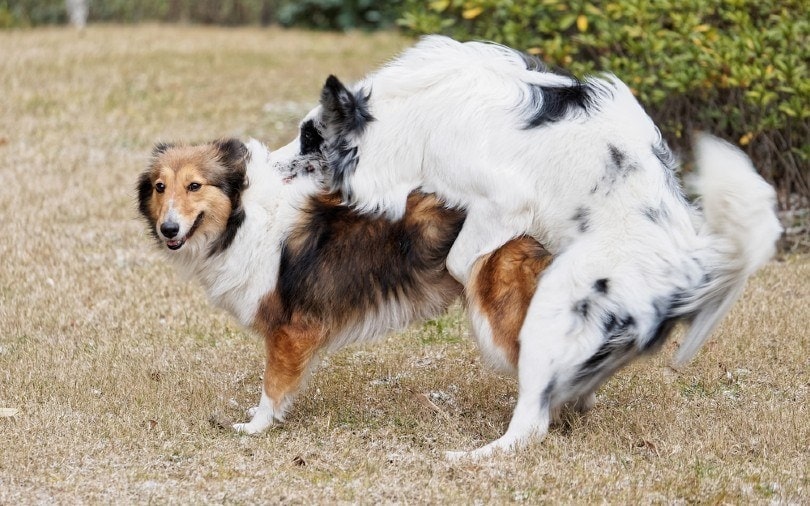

left=593, top=278, right=609, bottom=294
left=608, top=144, right=626, bottom=168
left=208, top=139, right=249, bottom=256
left=642, top=205, right=669, bottom=225
left=647, top=317, right=679, bottom=353
left=540, top=375, right=557, bottom=409
left=331, top=141, right=361, bottom=196
left=593, top=144, right=638, bottom=195
left=574, top=312, right=638, bottom=383
left=644, top=293, right=689, bottom=352
left=210, top=208, right=246, bottom=255
left=574, top=299, right=590, bottom=319
left=300, top=119, right=324, bottom=156
left=603, top=312, right=636, bottom=337
left=277, top=193, right=465, bottom=324
left=608, top=145, right=636, bottom=177
left=524, top=81, right=600, bottom=129
left=572, top=207, right=591, bottom=233
left=577, top=338, right=635, bottom=383
left=319, top=75, right=374, bottom=195
left=136, top=171, right=158, bottom=240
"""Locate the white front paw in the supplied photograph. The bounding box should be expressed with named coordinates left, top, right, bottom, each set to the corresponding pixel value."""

left=235, top=389, right=282, bottom=435
left=232, top=420, right=270, bottom=435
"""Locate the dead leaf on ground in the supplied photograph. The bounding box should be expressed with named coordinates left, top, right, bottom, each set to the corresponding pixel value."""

left=409, top=389, right=450, bottom=419
left=0, top=408, right=19, bottom=417
left=635, top=438, right=659, bottom=455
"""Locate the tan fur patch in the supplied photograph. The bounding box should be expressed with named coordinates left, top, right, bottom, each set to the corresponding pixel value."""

left=253, top=293, right=327, bottom=405
left=468, top=237, right=553, bottom=368
left=144, top=145, right=235, bottom=245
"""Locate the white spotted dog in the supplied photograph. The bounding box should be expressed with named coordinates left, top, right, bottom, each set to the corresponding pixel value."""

left=292, top=35, right=782, bottom=459
left=137, top=137, right=553, bottom=436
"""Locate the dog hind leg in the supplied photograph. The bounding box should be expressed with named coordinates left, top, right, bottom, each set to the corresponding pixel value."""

left=448, top=247, right=616, bottom=459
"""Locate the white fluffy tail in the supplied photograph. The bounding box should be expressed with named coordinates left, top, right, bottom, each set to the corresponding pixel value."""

left=673, top=134, right=782, bottom=366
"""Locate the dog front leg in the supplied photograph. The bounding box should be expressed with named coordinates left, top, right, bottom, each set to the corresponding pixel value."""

left=233, top=323, right=324, bottom=435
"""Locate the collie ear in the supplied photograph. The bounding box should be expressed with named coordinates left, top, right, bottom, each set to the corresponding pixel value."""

left=213, top=138, right=248, bottom=172
left=151, top=142, right=175, bottom=158
left=208, top=139, right=248, bottom=256
left=319, top=74, right=373, bottom=137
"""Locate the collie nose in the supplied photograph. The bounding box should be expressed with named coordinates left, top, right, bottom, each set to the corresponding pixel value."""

left=160, top=221, right=180, bottom=239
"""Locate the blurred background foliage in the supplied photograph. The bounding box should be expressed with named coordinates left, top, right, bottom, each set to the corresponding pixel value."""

left=2, top=0, right=807, bottom=205
left=0, top=0, right=400, bottom=28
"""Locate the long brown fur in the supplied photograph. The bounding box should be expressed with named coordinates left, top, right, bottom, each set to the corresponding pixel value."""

left=251, top=191, right=467, bottom=406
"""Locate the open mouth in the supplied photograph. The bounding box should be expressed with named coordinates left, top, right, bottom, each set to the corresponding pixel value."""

left=165, top=213, right=203, bottom=251
left=166, top=238, right=186, bottom=250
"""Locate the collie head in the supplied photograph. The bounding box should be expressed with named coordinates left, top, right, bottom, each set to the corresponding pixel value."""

left=137, top=138, right=248, bottom=258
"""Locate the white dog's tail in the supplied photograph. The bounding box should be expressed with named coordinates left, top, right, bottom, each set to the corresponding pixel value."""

left=673, top=134, right=782, bottom=366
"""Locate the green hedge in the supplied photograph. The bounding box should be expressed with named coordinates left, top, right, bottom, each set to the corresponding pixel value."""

left=0, top=0, right=66, bottom=26
left=399, top=0, right=809, bottom=205
left=277, top=0, right=400, bottom=30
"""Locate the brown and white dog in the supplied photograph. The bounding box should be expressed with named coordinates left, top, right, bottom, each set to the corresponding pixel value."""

left=137, top=138, right=552, bottom=435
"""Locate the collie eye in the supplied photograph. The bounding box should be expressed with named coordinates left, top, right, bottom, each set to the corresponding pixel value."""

left=187, top=182, right=202, bottom=192
left=155, top=182, right=165, bottom=193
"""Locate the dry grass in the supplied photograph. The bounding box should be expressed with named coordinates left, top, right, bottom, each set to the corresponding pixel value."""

left=0, top=25, right=807, bottom=504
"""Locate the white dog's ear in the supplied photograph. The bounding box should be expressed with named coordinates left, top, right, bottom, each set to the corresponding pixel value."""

left=319, top=74, right=373, bottom=138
